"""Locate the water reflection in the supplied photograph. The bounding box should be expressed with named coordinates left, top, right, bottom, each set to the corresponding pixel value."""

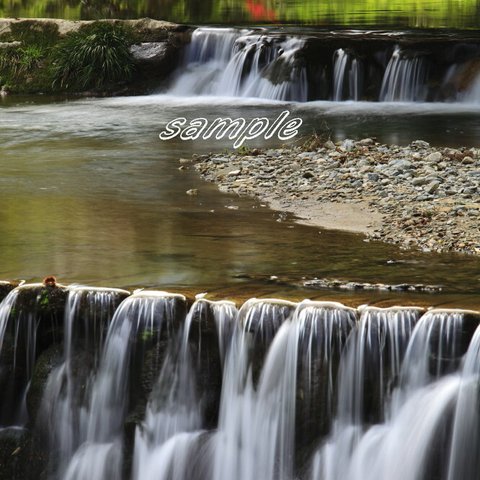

left=0, top=0, right=479, bottom=29
left=0, top=95, right=480, bottom=303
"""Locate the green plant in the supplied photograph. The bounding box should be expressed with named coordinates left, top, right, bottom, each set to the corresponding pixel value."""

left=0, top=45, right=47, bottom=78
left=39, top=290, right=50, bottom=309
left=53, top=22, right=134, bottom=90
left=19, top=45, right=45, bottom=71
left=237, top=145, right=252, bottom=155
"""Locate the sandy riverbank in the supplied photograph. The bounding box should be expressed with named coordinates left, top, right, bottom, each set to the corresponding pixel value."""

left=191, top=138, right=480, bottom=255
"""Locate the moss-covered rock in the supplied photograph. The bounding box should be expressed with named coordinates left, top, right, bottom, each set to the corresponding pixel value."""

left=0, top=284, right=67, bottom=425
left=0, top=427, right=29, bottom=480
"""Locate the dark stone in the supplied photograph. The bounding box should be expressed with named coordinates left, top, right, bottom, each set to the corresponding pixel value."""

left=0, top=427, right=29, bottom=480
left=26, top=344, right=63, bottom=427
left=126, top=294, right=188, bottom=426
left=242, top=300, right=295, bottom=385
left=128, top=34, right=191, bottom=93
left=0, top=285, right=67, bottom=426
left=0, top=282, right=16, bottom=303
left=294, top=304, right=357, bottom=470
left=427, top=311, right=480, bottom=375
left=185, top=301, right=228, bottom=428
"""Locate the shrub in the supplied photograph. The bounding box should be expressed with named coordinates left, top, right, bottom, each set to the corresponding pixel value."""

left=53, top=22, right=133, bottom=90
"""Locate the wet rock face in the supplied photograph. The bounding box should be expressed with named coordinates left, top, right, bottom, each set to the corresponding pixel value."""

left=26, top=344, right=63, bottom=426
left=128, top=32, right=191, bottom=92
left=427, top=311, right=480, bottom=375
left=0, top=427, right=29, bottom=480
left=294, top=305, right=357, bottom=468
left=443, top=57, right=480, bottom=94
left=130, top=39, right=187, bottom=75
left=186, top=301, right=224, bottom=428
left=126, top=295, right=188, bottom=424
left=241, top=301, right=296, bottom=385
left=0, top=285, right=67, bottom=426
left=0, top=282, right=15, bottom=302
left=131, top=42, right=169, bottom=62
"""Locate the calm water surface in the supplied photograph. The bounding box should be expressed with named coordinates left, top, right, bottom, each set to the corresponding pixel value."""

left=1, top=0, right=479, bottom=29
left=0, top=94, right=480, bottom=307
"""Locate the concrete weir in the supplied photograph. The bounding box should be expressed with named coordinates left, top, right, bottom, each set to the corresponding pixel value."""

left=0, top=279, right=479, bottom=479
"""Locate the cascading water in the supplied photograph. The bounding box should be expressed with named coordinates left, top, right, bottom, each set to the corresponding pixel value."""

left=310, top=306, right=422, bottom=480
left=212, top=299, right=297, bottom=480
left=332, top=49, right=362, bottom=101
left=132, top=299, right=237, bottom=480
left=162, top=27, right=480, bottom=103
left=38, top=286, right=130, bottom=479
left=1, top=285, right=480, bottom=480
left=380, top=47, right=429, bottom=102
left=168, top=28, right=308, bottom=101
left=310, top=307, right=479, bottom=480
left=61, top=290, right=186, bottom=480
left=446, top=318, right=480, bottom=480
left=0, top=283, right=67, bottom=426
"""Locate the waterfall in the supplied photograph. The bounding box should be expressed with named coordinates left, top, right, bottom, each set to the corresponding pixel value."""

left=461, top=71, right=480, bottom=103
left=169, top=28, right=308, bottom=101
left=1, top=287, right=480, bottom=480
left=38, top=286, right=129, bottom=479
left=132, top=299, right=237, bottom=480
left=155, top=27, right=480, bottom=103
left=380, top=47, right=429, bottom=102
left=333, top=49, right=361, bottom=101
left=310, top=308, right=478, bottom=480
left=0, top=283, right=67, bottom=426
left=62, top=290, right=186, bottom=480
left=212, top=299, right=298, bottom=480
left=446, top=318, right=480, bottom=480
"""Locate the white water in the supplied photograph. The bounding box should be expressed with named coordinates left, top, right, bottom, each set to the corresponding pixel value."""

left=0, top=285, right=49, bottom=426
left=333, top=49, right=361, bottom=101
left=169, top=28, right=308, bottom=101
left=39, top=286, right=129, bottom=479
left=62, top=290, right=186, bottom=480
left=380, top=47, right=429, bottom=102
left=162, top=28, right=480, bottom=104
left=132, top=299, right=237, bottom=480
left=311, top=308, right=474, bottom=480
left=1, top=288, right=480, bottom=480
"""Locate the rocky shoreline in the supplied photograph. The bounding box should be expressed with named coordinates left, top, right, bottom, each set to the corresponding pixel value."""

left=192, top=139, right=480, bottom=255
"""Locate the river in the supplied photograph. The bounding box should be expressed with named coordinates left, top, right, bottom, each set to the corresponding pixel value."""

left=1, top=93, right=479, bottom=307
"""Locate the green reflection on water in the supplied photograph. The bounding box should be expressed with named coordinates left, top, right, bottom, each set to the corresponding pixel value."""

left=0, top=0, right=479, bottom=29
left=1, top=94, right=480, bottom=304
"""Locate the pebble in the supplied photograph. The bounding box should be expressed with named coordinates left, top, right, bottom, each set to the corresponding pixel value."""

left=192, top=140, right=480, bottom=255
left=425, top=152, right=442, bottom=162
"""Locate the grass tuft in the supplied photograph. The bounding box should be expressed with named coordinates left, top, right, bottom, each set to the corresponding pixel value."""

left=53, top=22, right=134, bottom=91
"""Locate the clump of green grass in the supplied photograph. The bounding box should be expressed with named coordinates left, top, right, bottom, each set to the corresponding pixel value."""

left=53, top=22, right=134, bottom=91
left=0, top=44, right=51, bottom=93
left=0, top=45, right=44, bottom=75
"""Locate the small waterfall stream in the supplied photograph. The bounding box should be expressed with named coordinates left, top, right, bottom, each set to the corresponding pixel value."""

left=0, top=285, right=480, bottom=479
left=62, top=290, right=186, bottom=480
left=169, top=28, right=308, bottom=101
left=332, top=49, right=361, bottom=101
left=379, top=47, right=429, bottom=102
left=39, top=286, right=129, bottom=479
left=162, top=28, right=480, bottom=103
